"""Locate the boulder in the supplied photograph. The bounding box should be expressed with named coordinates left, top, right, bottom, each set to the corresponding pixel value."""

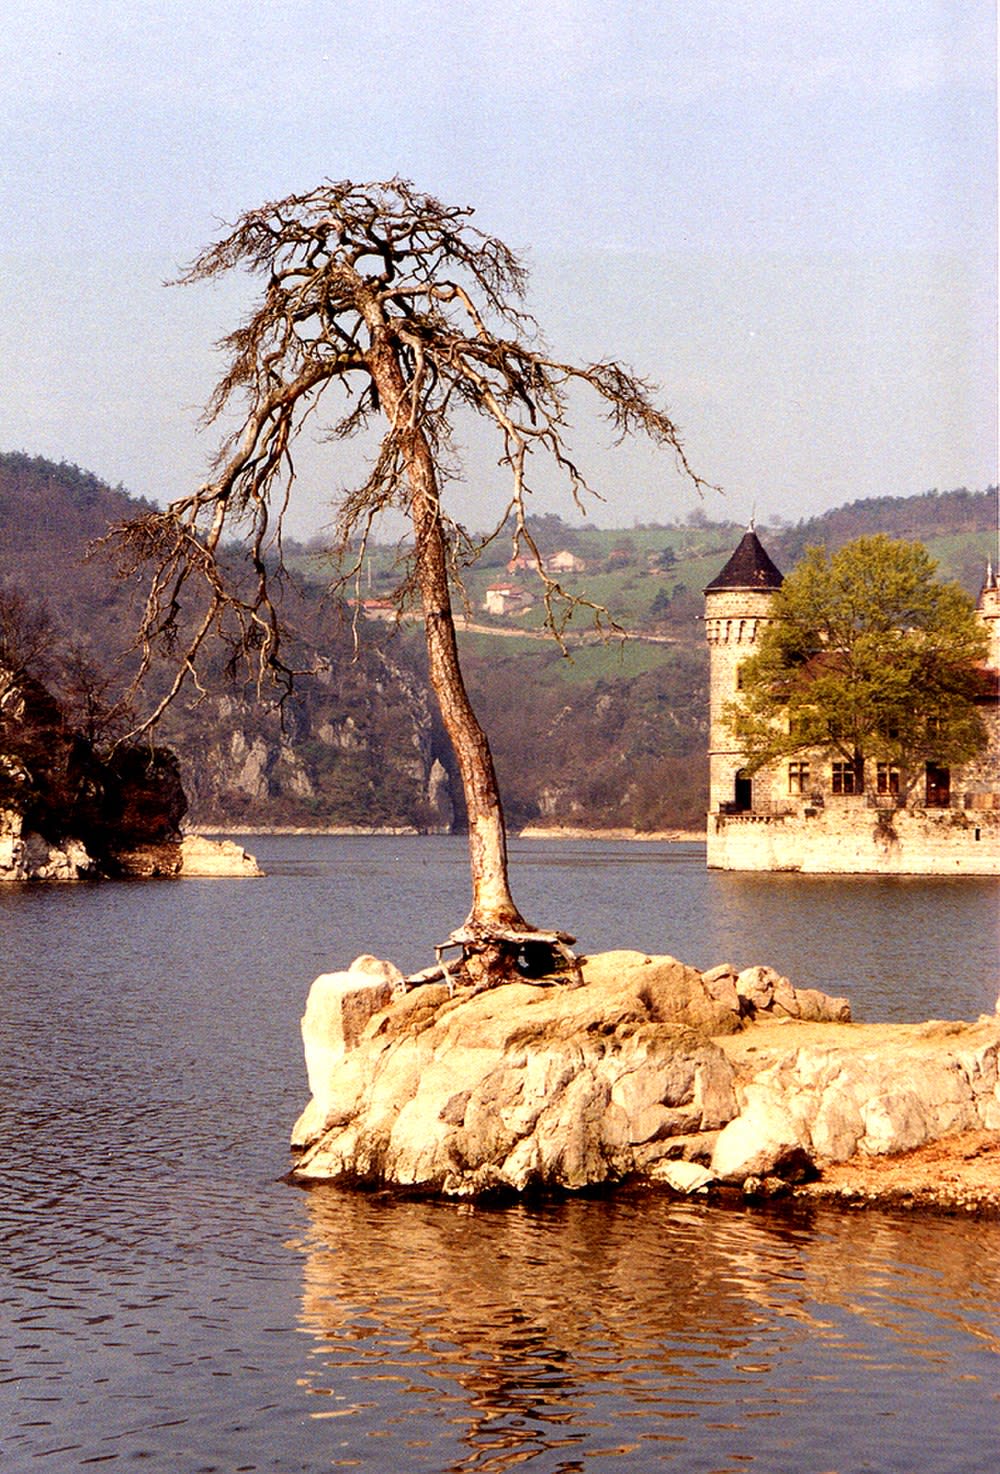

left=648, top=1159, right=716, bottom=1194
left=710, top=1098, right=812, bottom=1184
left=736, top=964, right=850, bottom=1023
left=176, top=835, right=262, bottom=877
left=293, top=956, right=406, bottom=1146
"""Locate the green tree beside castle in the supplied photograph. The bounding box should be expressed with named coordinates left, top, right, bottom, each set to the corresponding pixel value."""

left=725, top=535, right=990, bottom=804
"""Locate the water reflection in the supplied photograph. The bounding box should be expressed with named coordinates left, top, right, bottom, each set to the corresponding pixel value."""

left=293, top=1188, right=1000, bottom=1473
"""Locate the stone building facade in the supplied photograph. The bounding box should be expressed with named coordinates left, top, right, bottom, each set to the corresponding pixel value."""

left=704, top=528, right=1000, bottom=874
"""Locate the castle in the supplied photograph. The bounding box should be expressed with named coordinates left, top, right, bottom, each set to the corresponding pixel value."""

left=704, top=527, right=1000, bottom=874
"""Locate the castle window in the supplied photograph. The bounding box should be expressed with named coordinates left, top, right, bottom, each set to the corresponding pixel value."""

left=831, top=761, right=860, bottom=795
left=788, top=761, right=810, bottom=795
left=925, top=764, right=950, bottom=808
left=735, top=662, right=745, bottom=691
left=876, top=762, right=900, bottom=796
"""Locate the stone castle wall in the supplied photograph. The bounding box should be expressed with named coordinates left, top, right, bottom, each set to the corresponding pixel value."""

left=707, top=803, right=1000, bottom=874
left=705, top=587, right=776, bottom=814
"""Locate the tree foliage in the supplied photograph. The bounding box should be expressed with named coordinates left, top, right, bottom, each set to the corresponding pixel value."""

left=726, top=535, right=989, bottom=800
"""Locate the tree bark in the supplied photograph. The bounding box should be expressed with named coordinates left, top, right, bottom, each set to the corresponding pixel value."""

left=366, top=324, right=526, bottom=934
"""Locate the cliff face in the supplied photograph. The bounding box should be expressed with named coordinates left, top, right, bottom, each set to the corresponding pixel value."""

left=0, top=452, right=456, bottom=834
left=169, top=644, right=454, bottom=832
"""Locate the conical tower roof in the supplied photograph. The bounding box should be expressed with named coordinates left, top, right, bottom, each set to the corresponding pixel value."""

left=704, top=528, right=783, bottom=592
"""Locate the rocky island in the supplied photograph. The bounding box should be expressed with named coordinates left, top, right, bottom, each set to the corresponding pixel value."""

left=290, top=951, right=1000, bottom=1214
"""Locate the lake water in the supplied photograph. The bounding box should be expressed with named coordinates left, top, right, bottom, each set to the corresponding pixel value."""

left=1, top=835, right=998, bottom=1473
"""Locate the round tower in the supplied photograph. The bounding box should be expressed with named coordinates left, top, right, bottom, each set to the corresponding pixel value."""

left=977, top=561, right=1000, bottom=671
left=703, top=525, right=783, bottom=815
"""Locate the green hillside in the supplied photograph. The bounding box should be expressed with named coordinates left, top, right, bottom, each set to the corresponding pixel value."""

left=2, top=450, right=995, bottom=833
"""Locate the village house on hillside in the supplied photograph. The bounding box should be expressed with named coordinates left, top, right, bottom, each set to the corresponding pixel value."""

left=505, top=549, right=586, bottom=576
left=545, top=549, right=586, bottom=574
left=483, top=582, right=532, bottom=616
left=703, top=528, right=1000, bottom=875
left=347, top=597, right=398, bottom=621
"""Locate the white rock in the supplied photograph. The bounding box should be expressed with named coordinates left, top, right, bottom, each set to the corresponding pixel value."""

left=289, top=951, right=999, bottom=1198
left=651, top=1159, right=716, bottom=1193
left=178, top=835, right=262, bottom=876
left=298, top=956, right=403, bottom=1126
left=858, top=1088, right=931, bottom=1155
left=0, top=809, right=96, bottom=882
left=710, top=1099, right=810, bottom=1183
left=736, top=965, right=777, bottom=1011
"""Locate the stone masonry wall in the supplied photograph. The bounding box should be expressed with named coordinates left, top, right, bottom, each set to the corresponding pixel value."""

left=707, top=805, right=1000, bottom=874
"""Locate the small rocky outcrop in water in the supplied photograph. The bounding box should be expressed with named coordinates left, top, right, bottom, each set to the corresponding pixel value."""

left=290, top=952, right=865, bottom=1196
left=0, top=667, right=259, bottom=881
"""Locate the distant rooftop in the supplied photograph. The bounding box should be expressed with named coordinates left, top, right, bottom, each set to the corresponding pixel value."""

left=704, top=528, right=784, bottom=592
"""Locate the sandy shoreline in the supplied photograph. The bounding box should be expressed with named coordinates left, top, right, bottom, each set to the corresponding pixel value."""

left=789, top=1128, right=1000, bottom=1217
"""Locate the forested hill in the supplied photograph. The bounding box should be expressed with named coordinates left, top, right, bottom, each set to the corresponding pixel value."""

left=0, top=451, right=155, bottom=562
left=0, top=452, right=455, bottom=832
left=1, top=451, right=996, bottom=834
left=0, top=452, right=156, bottom=658
left=769, top=488, right=996, bottom=578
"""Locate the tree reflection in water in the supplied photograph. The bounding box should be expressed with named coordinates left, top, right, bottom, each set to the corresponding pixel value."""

left=290, top=1187, right=1000, bottom=1472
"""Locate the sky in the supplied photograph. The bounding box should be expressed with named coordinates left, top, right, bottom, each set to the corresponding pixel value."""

left=1, top=0, right=996, bottom=539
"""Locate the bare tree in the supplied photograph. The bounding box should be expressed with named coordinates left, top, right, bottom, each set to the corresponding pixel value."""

left=114, top=179, right=709, bottom=984
left=0, top=584, right=56, bottom=697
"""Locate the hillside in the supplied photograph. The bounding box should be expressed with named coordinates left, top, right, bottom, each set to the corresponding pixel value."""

left=0, top=452, right=452, bottom=831
left=1, top=451, right=995, bottom=833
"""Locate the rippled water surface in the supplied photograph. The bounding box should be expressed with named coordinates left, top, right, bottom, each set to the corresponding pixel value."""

left=1, top=836, right=998, bottom=1472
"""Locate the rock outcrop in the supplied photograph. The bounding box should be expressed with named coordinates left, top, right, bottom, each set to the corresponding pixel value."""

left=0, top=806, right=96, bottom=881
left=290, top=952, right=873, bottom=1196
left=0, top=811, right=262, bottom=881
left=1, top=665, right=261, bottom=881
left=111, top=834, right=262, bottom=878
left=712, top=1017, right=1000, bottom=1184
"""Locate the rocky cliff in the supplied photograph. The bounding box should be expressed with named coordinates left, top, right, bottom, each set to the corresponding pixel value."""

left=169, top=643, right=455, bottom=833
left=289, top=952, right=1000, bottom=1203
left=0, top=664, right=259, bottom=881
left=0, top=453, right=456, bottom=834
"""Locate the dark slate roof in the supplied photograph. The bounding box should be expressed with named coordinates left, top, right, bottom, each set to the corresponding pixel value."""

left=704, top=529, right=784, bottom=592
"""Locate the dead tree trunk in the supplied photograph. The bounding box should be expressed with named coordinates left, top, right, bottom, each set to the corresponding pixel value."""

left=366, top=322, right=529, bottom=968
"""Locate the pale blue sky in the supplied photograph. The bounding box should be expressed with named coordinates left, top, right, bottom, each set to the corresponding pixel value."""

left=1, top=1, right=995, bottom=536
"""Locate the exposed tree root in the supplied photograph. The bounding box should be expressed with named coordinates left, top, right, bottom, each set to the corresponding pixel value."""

left=405, top=924, right=584, bottom=993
